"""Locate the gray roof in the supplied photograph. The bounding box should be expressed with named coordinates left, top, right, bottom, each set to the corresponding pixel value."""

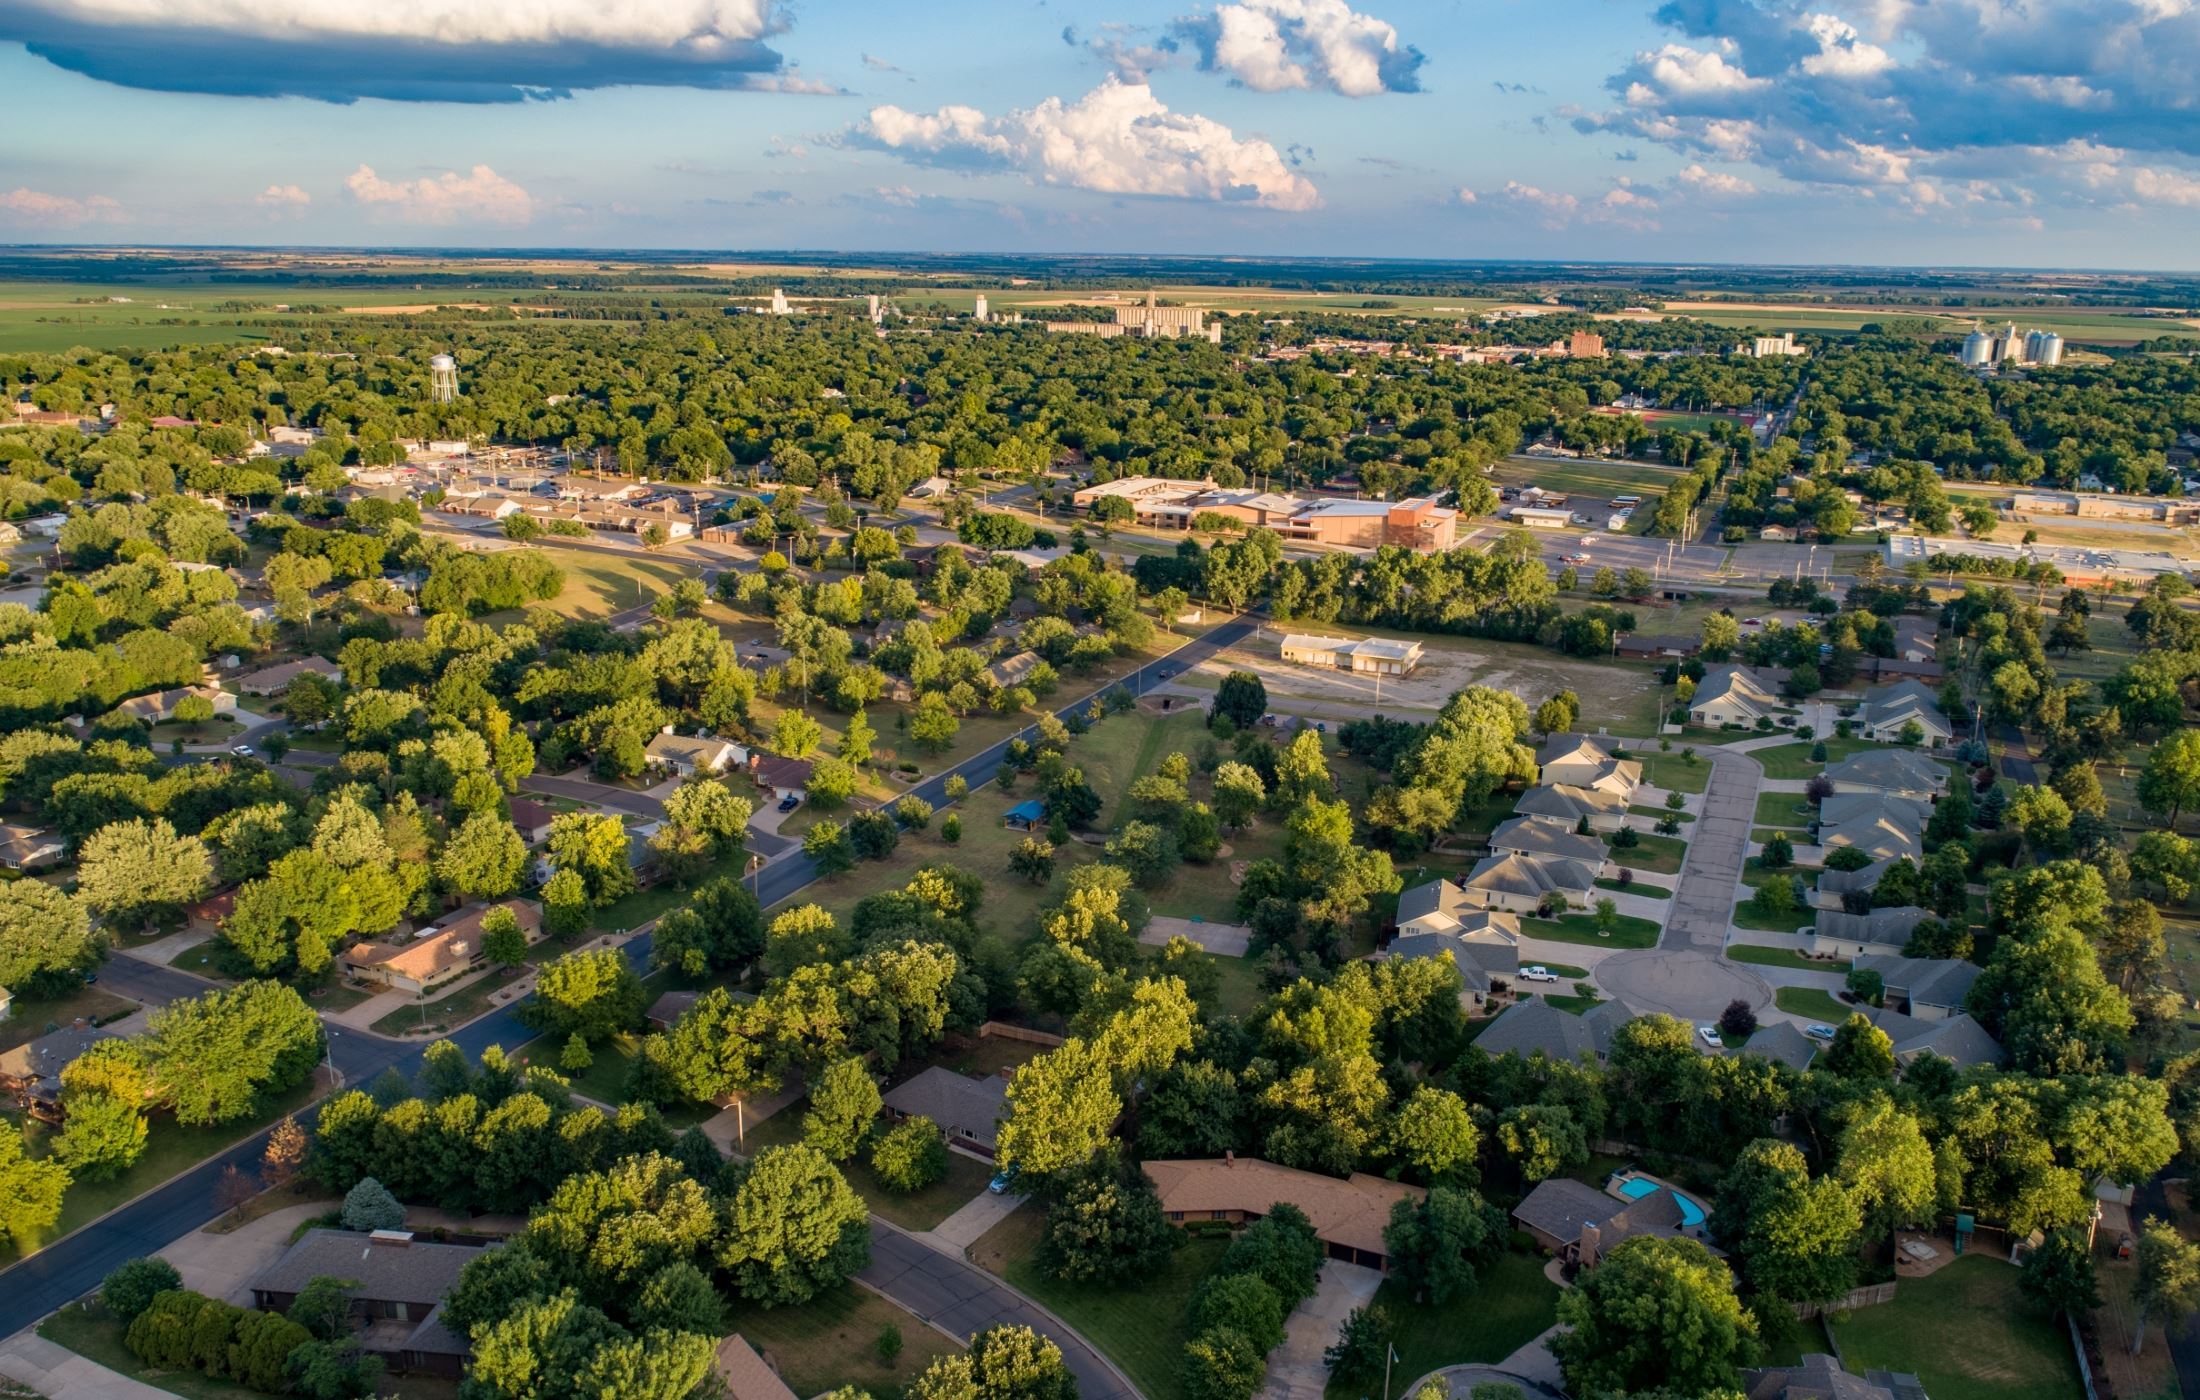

left=1396, top=877, right=1465, bottom=927
left=1819, top=791, right=1930, bottom=830
left=1817, top=856, right=1896, bottom=896
left=1692, top=665, right=1781, bottom=720
left=882, top=1066, right=1008, bottom=1148
left=1476, top=999, right=1630, bottom=1063
left=402, top=1302, right=471, bottom=1360
left=1389, top=932, right=1519, bottom=995
left=1514, top=783, right=1627, bottom=823
left=1464, top=851, right=1597, bottom=899
left=1855, top=954, right=1980, bottom=1010
left=1742, top=1021, right=1820, bottom=1072
left=1857, top=681, right=1951, bottom=734
left=251, top=1230, right=483, bottom=1309
left=1512, top=1176, right=1699, bottom=1251
left=1490, top=816, right=1609, bottom=866
left=0, top=1023, right=123, bottom=1096
left=1823, top=749, right=1947, bottom=794
left=1817, top=906, right=1931, bottom=947
left=1746, top=1355, right=1907, bottom=1400
left=1869, top=1008, right=2004, bottom=1069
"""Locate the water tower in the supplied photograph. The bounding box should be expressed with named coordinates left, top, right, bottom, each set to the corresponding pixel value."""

left=429, top=353, right=459, bottom=404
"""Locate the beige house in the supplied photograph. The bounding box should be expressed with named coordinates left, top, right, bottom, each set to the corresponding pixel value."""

left=1512, top=783, right=1628, bottom=832
left=236, top=656, right=343, bottom=696
left=1145, top=1156, right=1425, bottom=1272
left=1854, top=680, right=1955, bottom=747
left=1459, top=852, right=1596, bottom=914
left=1537, top=734, right=1641, bottom=801
left=113, top=684, right=237, bottom=725
left=1394, top=879, right=1521, bottom=942
left=1489, top=816, right=1611, bottom=874
left=1689, top=666, right=1783, bottom=727
left=645, top=730, right=746, bottom=779
left=340, top=900, right=542, bottom=996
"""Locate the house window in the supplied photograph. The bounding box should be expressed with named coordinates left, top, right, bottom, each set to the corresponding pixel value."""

left=1210, top=1210, right=1229, bottom=1221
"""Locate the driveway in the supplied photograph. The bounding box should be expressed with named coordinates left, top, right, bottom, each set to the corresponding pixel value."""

left=925, top=1183, right=1026, bottom=1252
left=1139, top=916, right=1251, bottom=956
left=158, top=1202, right=331, bottom=1306
left=1595, top=947, right=1771, bottom=1024
left=1263, top=1261, right=1382, bottom=1400
left=1662, top=744, right=1764, bottom=952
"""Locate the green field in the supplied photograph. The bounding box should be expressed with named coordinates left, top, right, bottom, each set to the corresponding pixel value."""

left=0, top=278, right=554, bottom=353
left=1489, top=455, right=1687, bottom=503
left=1660, top=300, right=2196, bottom=347
left=1774, top=987, right=1849, bottom=1021
left=1829, top=1255, right=2083, bottom=1400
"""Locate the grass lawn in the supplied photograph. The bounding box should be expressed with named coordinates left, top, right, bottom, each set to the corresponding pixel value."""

left=369, top=963, right=532, bottom=1037
left=1731, top=898, right=1816, bottom=933
left=728, top=1284, right=964, bottom=1400
left=1523, top=912, right=1662, bottom=949
left=148, top=717, right=246, bottom=746
left=1323, top=1251, right=1562, bottom=1399
left=1208, top=953, right=1267, bottom=1020
left=0, top=983, right=138, bottom=1055
left=1775, top=987, right=1850, bottom=1021
left=1629, top=804, right=1695, bottom=823
left=971, top=1202, right=1229, bottom=1400
left=1598, top=877, right=1668, bottom=899
left=1631, top=753, right=1711, bottom=794
left=1758, top=1308, right=1826, bottom=1368
left=1606, top=832, right=1687, bottom=875
left=1830, top=1255, right=2082, bottom=1400
left=1727, top=943, right=1850, bottom=973
left=1753, top=791, right=1816, bottom=827
left=6, top=1075, right=322, bottom=1264
left=1750, top=737, right=1889, bottom=780
left=1544, top=990, right=1606, bottom=1013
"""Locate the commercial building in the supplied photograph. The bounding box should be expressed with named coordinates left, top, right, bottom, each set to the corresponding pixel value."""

left=1070, top=476, right=1459, bottom=551
left=1743, top=333, right=1806, bottom=358
left=1145, top=1156, right=1425, bottom=1271
left=2008, top=490, right=2200, bottom=525
left=1884, top=533, right=2194, bottom=587
left=1278, top=633, right=1423, bottom=676
left=1510, top=504, right=1576, bottom=529
left=1568, top=330, right=1607, bottom=359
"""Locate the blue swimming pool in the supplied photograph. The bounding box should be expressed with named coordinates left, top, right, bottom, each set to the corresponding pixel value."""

left=1615, top=1174, right=1709, bottom=1229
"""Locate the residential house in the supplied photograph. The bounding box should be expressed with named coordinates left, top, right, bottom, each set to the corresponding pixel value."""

left=0, top=521, right=20, bottom=546
left=1489, top=816, right=1611, bottom=873
left=1814, top=856, right=1895, bottom=911
left=1816, top=792, right=1929, bottom=863
left=1812, top=906, right=1932, bottom=959
left=186, top=889, right=238, bottom=932
left=1512, top=1177, right=1716, bottom=1267
left=236, top=656, right=344, bottom=696
left=881, top=1066, right=1010, bottom=1157
left=1615, top=634, right=1701, bottom=660
left=645, top=729, right=746, bottom=779
left=1459, top=852, right=1597, bottom=914
left=1745, top=1354, right=1928, bottom=1400
left=249, top=1229, right=486, bottom=1377
left=1394, top=879, right=1521, bottom=943
left=1854, top=954, right=1980, bottom=1020
left=0, top=1022, right=125, bottom=1117
left=985, top=651, right=1043, bottom=690
left=1869, top=1007, right=2005, bottom=1070
left=647, top=989, right=701, bottom=1031
left=1892, top=619, right=1940, bottom=666
left=1760, top=524, right=1798, bottom=542
left=506, top=797, right=556, bottom=845
left=1689, top=666, right=1785, bottom=727
left=1473, top=998, right=1633, bottom=1063
left=1537, top=734, right=1642, bottom=800
left=1387, top=932, right=1519, bottom=1009
left=749, top=754, right=813, bottom=803
left=0, top=823, right=66, bottom=872
left=1854, top=680, right=1955, bottom=747
left=1144, top=1156, right=1426, bottom=1271
left=1513, top=783, right=1630, bottom=832
left=713, top=1336, right=800, bottom=1400
left=1822, top=750, right=1947, bottom=802
left=1742, top=1021, right=1821, bottom=1072
left=339, top=900, right=543, bottom=996
left=113, top=684, right=237, bottom=726
left=1003, top=799, right=1047, bottom=831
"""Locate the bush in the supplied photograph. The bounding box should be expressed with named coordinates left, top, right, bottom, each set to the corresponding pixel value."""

left=941, top=813, right=962, bottom=844
left=1189, top=1272, right=1286, bottom=1355
left=870, top=1116, right=948, bottom=1193
left=1610, top=825, right=1640, bottom=849
left=1182, top=1326, right=1265, bottom=1400
left=102, top=1257, right=183, bottom=1322
left=1718, top=999, right=1758, bottom=1040
left=340, top=1177, right=405, bottom=1232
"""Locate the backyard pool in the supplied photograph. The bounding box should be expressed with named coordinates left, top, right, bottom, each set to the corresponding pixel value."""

left=1614, top=1172, right=1709, bottom=1229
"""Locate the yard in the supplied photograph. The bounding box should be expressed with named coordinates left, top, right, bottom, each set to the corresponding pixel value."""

left=1731, top=896, right=1816, bottom=934
left=1605, top=832, right=1688, bottom=875
left=1829, top=1255, right=2082, bottom=1400
left=1727, top=943, right=1850, bottom=974
left=1749, top=737, right=1892, bottom=780
left=970, top=1202, right=1230, bottom=1400
left=1753, top=791, right=1816, bottom=828
left=1323, top=1251, right=1562, bottom=1400
left=727, top=1284, right=964, bottom=1400
left=0, top=983, right=138, bottom=1055
left=1774, top=987, right=1850, bottom=1022
left=1630, top=751, right=1711, bottom=794
left=721, top=1088, right=998, bottom=1231
left=1522, top=911, right=1662, bottom=949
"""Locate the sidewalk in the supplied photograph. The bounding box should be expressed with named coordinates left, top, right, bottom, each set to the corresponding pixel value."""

left=0, top=1329, right=176, bottom=1400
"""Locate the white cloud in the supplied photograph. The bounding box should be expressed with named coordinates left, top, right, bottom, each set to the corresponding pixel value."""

left=344, top=163, right=533, bottom=225
left=1639, top=43, right=1768, bottom=98
left=1676, top=163, right=1759, bottom=195
left=254, top=183, right=311, bottom=207
left=2127, top=166, right=2200, bottom=204
left=13, top=0, right=778, bottom=50
left=1797, top=13, right=1893, bottom=77
left=1455, top=187, right=1477, bottom=204
left=1177, top=0, right=1423, bottom=96
left=0, top=187, right=122, bottom=222
left=856, top=76, right=1322, bottom=211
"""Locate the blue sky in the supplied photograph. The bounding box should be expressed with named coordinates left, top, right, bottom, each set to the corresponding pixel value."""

left=4, top=0, right=2199, bottom=268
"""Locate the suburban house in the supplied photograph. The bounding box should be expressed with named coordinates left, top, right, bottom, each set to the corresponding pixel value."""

left=1743, top=1021, right=1821, bottom=1073
left=1144, top=1156, right=1426, bottom=1272
left=713, top=1336, right=799, bottom=1400
left=1003, top=799, right=1048, bottom=831
left=1745, top=1354, right=1928, bottom=1400
left=645, top=729, right=746, bottom=779
left=113, top=684, right=237, bottom=725
left=1868, top=1007, right=2005, bottom=1070
left=506, top=797, right=557, bottom=845
left=1488, top=816, right=1611, bottom=873
left=1811, top=906, right=1932, bottom=959
left=1892, top=618, right=1940, bottom=666
left=1387, top=932, right=1519, bottom=1009
left=1816, top=792, right=1929, bottom=863
left=881, top=1066, right=1010, bottom=1157
left=1823, top=750, right=1948, bottom=802
left=0, top=1021, right=127, bottom=1117
left=1814, top=856, right=1895, bottom=911
left=1512, top=1176, right=1718, bottom=1268
left=1394, top=879, right=1521, bottom=943
left=339, top=900, right=543, bottom=996
left=1459, top=851, right=1597, bottom=913
left=249, top=1229, right=486, bottom=1377
left=1854, top=680, right=1955, bottom=747
left=1689, top=666, right=1784, bottom=727
left=1277, top=634, right=1424, bottom=677
left=985, top=651, right=1043, bottom=690
left=647, top=989, right=702, bottom=1031
left=1536, top=733, right=1642, bottom=800
left=236, top=656, right=343, bottom=696
left=1473, top=998, right=1632, bottom=1063
left=1512, top=782, right=1629, bottom=832
left=0, top=823, right=67, bottom=872
left=749, top=754, right=814, bottom=803
left=1854, top=954, right=1981, bottom=1019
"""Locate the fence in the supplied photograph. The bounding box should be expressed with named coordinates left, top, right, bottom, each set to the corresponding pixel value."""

left=978, top=1021, right=1066, bottom=1048
left=1792, top=1281, right=1899, bottom=1319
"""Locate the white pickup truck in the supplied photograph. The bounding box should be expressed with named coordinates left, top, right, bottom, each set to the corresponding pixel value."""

left=1518, top=965, right=1559, bottom=983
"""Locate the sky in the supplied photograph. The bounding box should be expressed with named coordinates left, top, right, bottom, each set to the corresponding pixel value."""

left=4, top=0, right=2200, bottom=269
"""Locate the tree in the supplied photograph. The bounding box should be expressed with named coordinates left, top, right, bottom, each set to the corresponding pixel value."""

left=804, top=820, right=855, bottom=877
left=144, top=981, right=321, bottom=1126
left=1191, top=1271, right=1286, bottom=1356
left=870, top=1115, right=948, bottom=1192
left=909, top=1324, right=1076, bottom=1400
left=1184, top=1325, right=1265, bottom=1400
left=716, top=1144, right=871, bottom=1306
left=526, top=947, right=645, bottom=1043
left=75, top=817, right=211, bottom=929
left=1040, top=1156, right=1176, bottom=1285
left=101, top=1257, right=183, bottom=1322
left=1214, top=671, right=1268, bottom=729
left=0, top=880, right=100, bottom=995
left=1760, top=832, right=1792, bottom=869
left=542, top=867, right=591, bottom=939
left=1551, top=1236, right=1758, bottom=1395
left=288, top=1275, right=357, bottom=1341
left=1495, top=1104, right=1589, bottom=1183
left=0, top=1124, right=68, bottom=1247
left=2136, top=1216, right=2200, bottom=1354
left=1702, top=613, right=1741, bottom=659
left=2021, top=1228, right=2101, bottom=1319
left=544, top=812, right=636, bottom=906
left=1710, top=1139, right=1860, bottom=1305
left=1835, top=1094, right=1937, bottom=1239
left=436, top=811, right=527, bottom=899
left=802, top=1058, right=882, bottom=1162
left=1106, top=820, right=1180, bottom=888
left=998, top=1040, right=1123, bottom=1181
left=1822, top=1013, right=1895, bottom=1080
left=1219, top=1203, right=1323, bottom=1307
left=340, top=1177, right=405, bottom=1231
left=1212, top=762, right=1266, bottom=830
left=1384, top=1186, right=1507, bottom=1304
left=54, top=1089, right=148, bottom=1181
left=1324, top=1303, right=1393, bottom=1384
left=910, top=693, right=961, bottom=752
left=1387, top=1086, right=1479, bottom=1186
left=2141, top=730, right=2200, bottom=829
left=774, top=709, right=825, bottom=758
left=481, top=907, right=529, bottom=967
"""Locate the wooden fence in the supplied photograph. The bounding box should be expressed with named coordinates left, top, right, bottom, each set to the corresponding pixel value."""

left=1793, top=1281, right=1899, bottom=1319
left=978, top=1021, right=1066, bottom=1048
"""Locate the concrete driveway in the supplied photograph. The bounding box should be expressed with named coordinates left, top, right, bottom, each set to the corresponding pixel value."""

left=1263, top=1261, right=1382, bottom=1400
left=1662, top=745, right=1764, bottom=952
left=158, top=1201, right=332, bottom=1306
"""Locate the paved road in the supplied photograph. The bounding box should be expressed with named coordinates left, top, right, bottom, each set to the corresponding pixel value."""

left=1660, top=745, right=1764, bottom=952
left=1995, top=722, right=2038, bottom=785
left=0, top=611, right=1260, bottom=1346
left=861, top=1224, right=1137, bottom=1400
left=521, top=772, right=668, bottom=820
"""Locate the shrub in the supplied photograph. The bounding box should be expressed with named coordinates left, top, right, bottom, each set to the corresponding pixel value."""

left=941, top=814, right=962, bottom=844
left=1718, top=999, right=1758, bottom=1040
left=1189, top=1272, right=1286, bottom=1355
left=340, top=1177, right=405, bottom=1232
left=101, top=1258, right=183, bottom=1322
left=870, top=1116, right=948, bottom=1193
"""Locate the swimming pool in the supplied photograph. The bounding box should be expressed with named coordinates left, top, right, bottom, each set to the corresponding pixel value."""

left=1615, top=1173, right=1709, bottom=1229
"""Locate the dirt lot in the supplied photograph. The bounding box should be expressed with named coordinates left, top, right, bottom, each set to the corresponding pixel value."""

left=1155, top=623, right=1666, bottom=733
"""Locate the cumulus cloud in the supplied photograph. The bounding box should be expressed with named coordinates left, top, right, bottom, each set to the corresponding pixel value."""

left=0, top=187, right=122, bottom=222
left=1571, top=0, right=2200, bottom=217
left=345, top=164, right=533, bottom=224
left=1466, top=179, right=1659, bottom=231
left=254, top=183, right=311, bottom=208
left=1675, top=163, right=1759, bottom=195
left=0, top=0, right=789, bottom=101
left=1174, top=0, right=1424, bottom=95
left=852, top=76, right=1322, bottom=211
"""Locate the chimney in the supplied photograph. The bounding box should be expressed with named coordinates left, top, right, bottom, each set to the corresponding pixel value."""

left=1579, top=1222, right=1600, bottom=1269
left=368, top=1230, right=414, bottom=1248
left=1224, top=1151, right=1234, bottom=1168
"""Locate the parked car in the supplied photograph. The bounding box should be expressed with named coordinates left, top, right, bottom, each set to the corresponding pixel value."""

left=1518, top=965, right=1559, bottom=983
left=989, top=1166, right=1020, bottom=1195
left=777, top=793, right=800, bottom=812
left=1804, top=1022, right=1838, bottom=1042
left=231, top=744, right=255, bottom=758
left=1697, top=1025, right=1724, bottom=1049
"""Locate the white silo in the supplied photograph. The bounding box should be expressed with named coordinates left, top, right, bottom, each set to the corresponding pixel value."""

left=973, top=294, right=989, bottom=323
left=2034, top=332, right=2064, bottom=366
left=1960, top=327, right=1993, bottom=367
left=769, top=288, right=791, bottom=315
left=2000, top=323, right=2023, bottom=361
left=429, top=353, right=458, bottom=404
